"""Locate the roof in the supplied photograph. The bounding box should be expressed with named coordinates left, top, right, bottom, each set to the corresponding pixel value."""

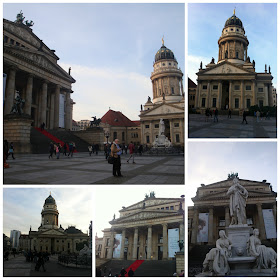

left=64, top=226, right=83, bottom=234
left=224, top=14, right=243, bottom=29
left=44, top=194, right=56, bottom=205
left=101, top=110, right=138, bottom=127
left=188, top=77, right=197, bottom=88
left=132, top=120, right=141, bottom=126
left=155, top=44, right=177, bottom=63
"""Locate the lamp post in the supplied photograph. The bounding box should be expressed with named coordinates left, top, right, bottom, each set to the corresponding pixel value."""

left=105, top=131, right=110, bottom=144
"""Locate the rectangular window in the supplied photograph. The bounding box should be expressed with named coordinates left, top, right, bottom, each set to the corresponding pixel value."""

left=170, top=206, right=174, bottom=210
left=258, top=88, right=264, bottom=92
left=259, top=100, right=263, bottom=108
left=106, top=238, right=110, bottom=246
left=234, top=85, right=240, bottom=91
left=246, top=85, right=251, bottom=91
left=171, top=87, right=174, bottom=94
left=155, top=124, right=159, bottom=128
left=10, top=39, right=14, bottom=45
left=174, top=123, right=179, bottom=127
left=247, top=217, right=253, bottom=225
left=158, top=234, right=163, bottom=244
left=202, top=85, right=207, bottom=90
left=122, top=131, right=125, bottom=141
left=166, top=207, right=169, bottom=210
left=202, top=98, right=206, bottom=108
left=125, top=238, right=128, bottom=245
left=113, top=132, right=117, bottom=140
left=212, top=98, right=216, bottom=108
left=219, top=217, right=226, bottom=227
left=146, top=135, right=150, bottom=143
left=176, top=134, right=180, bottom=143
left=235, top=98, right=239, bottom=108
left=161, top=207, right=164, bottom=210
left=145, top=125, right=149, bottom=129
left=4, top=36, right=8, bottom=43
left=213, top=85, right=218, bottom=90
left=246, top=99, right=251, bottom=108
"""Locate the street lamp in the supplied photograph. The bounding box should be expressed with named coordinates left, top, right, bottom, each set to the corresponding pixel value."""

left=104, top=131, right=110, bottom=144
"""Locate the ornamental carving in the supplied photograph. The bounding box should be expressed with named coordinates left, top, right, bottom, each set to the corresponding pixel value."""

left=125, top=199, right=179, bottom=210
left=118, top=211, right=178, bottom=223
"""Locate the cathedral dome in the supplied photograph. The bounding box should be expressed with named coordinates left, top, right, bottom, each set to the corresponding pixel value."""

left=224, top=14, right=243, bottom=28
left=45, top=194, right=56, bottom=205
left=155, top=44, right=177, bottom=62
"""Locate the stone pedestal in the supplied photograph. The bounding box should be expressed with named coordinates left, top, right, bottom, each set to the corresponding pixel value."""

left=4, top=114, right=33, bottom=153
left=73, top=127, right=104, bottom=149
left=175, top=251, right=184, bottom=275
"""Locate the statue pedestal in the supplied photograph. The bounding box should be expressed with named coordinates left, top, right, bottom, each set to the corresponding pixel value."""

left=175, top=251, right=184, bottom=275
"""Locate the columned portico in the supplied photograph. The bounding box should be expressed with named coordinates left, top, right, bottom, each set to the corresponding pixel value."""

left=132, top=227, right=139, bottom=260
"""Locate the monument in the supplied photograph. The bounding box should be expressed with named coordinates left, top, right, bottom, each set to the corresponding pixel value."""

left=197, top=176, right=277, bottom=276
left=152, top=119, right=172, bottom=148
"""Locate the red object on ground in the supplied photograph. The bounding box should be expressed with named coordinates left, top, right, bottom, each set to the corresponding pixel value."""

left=123, top=260, right=144, bottom=277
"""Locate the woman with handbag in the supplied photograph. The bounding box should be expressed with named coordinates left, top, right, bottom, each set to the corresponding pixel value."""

left=111, top=139, right=123, bottom=177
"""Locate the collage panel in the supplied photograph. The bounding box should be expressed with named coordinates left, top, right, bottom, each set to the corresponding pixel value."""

left=188, top=141, right=277, bottom=276
left=3, top=188, right=93, bottom=277
left=95, top=186, right=185, bottom=277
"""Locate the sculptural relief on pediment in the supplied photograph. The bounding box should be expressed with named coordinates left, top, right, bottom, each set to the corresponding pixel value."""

left=144, top=105, right=183, bottom=116
left=118, top=211, right=177, bottom=223
left=205, top=64, right=248, bottom=74
left=40, top=229, right=66, bottom=236
left=125, top=199, right=179, bottom=211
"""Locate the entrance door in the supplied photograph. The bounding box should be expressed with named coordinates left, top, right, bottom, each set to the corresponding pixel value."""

left=137, top=247, right=139, bottom=260
left=158, top=246, right=163, bottom=260
left=221, top=81, right=229, bottom=109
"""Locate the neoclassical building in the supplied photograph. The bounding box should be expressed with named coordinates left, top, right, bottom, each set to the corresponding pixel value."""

left=21, top=194, right=89, bottom=253
left=98, top=193, right=185, bottom=261
left=139, top=40, right=184, bottom=147
left=188, top=175, right=277, bottom=247
left=195, top=11, right=274, bottom=113
left=3, top=11, right=75, bottom=129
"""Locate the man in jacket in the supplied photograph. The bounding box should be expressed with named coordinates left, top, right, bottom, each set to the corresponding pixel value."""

left=111, top=139, right=123, bottom=177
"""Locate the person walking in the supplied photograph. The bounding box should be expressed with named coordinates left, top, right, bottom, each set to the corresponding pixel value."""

left=111, top=139, right=123, bottom=177
left=48, top=142, right=54, bottom=159
left=256, top=110, right=260, bottom=122
left=214, top=108, right=218, bottom=122
left=242, top=110, right=248, bottom=124
left=95, top=143, right=99, bottom=155
left=68, top=142, right=73, bottom=157
left=35, top=252, right=46, bottom=272
left=7, top=142, right=15, bottom=160
left=128, top=268, right=134, bottom=277
left=88, top=145, right=93, bottom=156
left=127, top=142, right=135, bottom=164
left=56, top=143, right=62, bottom=159
left=228, top=109, right=231, bottom=119
left=120, top=267, right=127, bottom=277
left=53, top=143, right=57, bottom=156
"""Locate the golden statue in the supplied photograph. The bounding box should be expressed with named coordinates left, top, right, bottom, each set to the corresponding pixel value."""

left=162, top=36, right=164, bottom=46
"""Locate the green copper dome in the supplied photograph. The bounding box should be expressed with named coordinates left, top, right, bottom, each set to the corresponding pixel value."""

left=155, top=44, right=177, bottom=63
left=224, top=14, right=243, bottom=28
left=45, top=194, right=56, bottom=204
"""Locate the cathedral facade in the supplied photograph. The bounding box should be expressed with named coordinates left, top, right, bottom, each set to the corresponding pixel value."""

left=195, top=11, right=274, bottom=113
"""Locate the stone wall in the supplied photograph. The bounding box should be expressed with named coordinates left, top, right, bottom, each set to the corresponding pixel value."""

left=175, top=251, right=185, bottom=275
left=73, top=128, right=105, bottom=150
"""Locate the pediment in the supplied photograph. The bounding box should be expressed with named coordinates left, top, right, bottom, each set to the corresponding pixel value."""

left=201, top=62, right=251, bottom=75
left=142, top=103, right=184, bottom=117
left=40, top=229, right=66, bottom=236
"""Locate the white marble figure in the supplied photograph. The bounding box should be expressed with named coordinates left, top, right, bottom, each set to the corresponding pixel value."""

left=202, top=230, right=232, bottom=276
left=227, top=177, right=248, bottom=225
left=247, top=229, right=277, bottom=271
left=159, top=118, right=165, bottom=135
left=79, top=244, right=90, bottom=256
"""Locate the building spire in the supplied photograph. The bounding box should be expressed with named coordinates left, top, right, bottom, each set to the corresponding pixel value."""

left=162, top=35, right=164, bottom=46
left=233, top=7, right=236, bottom=15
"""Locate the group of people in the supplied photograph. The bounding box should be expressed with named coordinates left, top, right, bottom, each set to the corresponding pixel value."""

left=23, top=250, right=49, bottom=272
left=96, top=266, right=135, bottom=277
left=255, top=110, right=271, bottom=122
left=49, top=142, right=76, bottom=159
left=205, top=108, right=219, bottom=122
left=87, top=143, right=100, bottom=156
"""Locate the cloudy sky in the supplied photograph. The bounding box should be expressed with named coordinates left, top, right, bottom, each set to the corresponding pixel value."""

left=94, top=186, right=185, bottom=237
left=3, top=188, right=92, bottom=237
left=3, top=3, right=185, bottom=121
left=188, top=141, right=277, bottom=206
left=188, top=3, right=277, bottom=89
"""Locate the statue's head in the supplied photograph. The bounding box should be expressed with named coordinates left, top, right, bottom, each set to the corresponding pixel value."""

left=219, top=230, right=226, bottom=238
left=253, top=228, right=259, bottom=236
left=233, top=177, right=238, bottom=184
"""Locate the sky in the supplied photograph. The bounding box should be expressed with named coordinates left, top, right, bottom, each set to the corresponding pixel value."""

left=94, top=186, right=185, bottom=237
left=188, top=3, right=277, bottom=89
left=3, top=3, right=185, bottom=121
left=188, top=141, right=277, bottom=206
left=3, top=188, right=92, bottom=237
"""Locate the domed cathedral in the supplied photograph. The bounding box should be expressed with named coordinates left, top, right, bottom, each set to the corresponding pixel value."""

left=195, top=10, right=274, bottom=114
left=28, top=193, right=89, bottom=254
left=139, top=38, right=184, bottom=147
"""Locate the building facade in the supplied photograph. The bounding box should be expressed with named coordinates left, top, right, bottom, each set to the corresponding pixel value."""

left=139, top=40, right=185, bottom=147
left=27, top=194, right=89, bottom=253
left=195, top=11, right=274, bottom=113
left=188, top=78, right=197, bottom=109
left=10, top=230, right=21, bottom=249
left=188, top=176, right=277, bottom=247
left=3, top=12, right=75, bottom=129
left=98, top=194, right=185, bottom=261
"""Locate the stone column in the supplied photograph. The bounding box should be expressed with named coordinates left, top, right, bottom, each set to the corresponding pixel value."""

left=272, top=203, right=277, bottom=226
left=50, top=93, right=55, bottom=129
left=120, top=229, right=126, bottom=259
left=162, top=223, right=168, bottom=260
left=256, top=204, right=266, bottom=240
left=225, top=206, right=230, bottom=227
left=179, top=222, right=184, bottom=242
left=4, top=67, right=17, bottom=115
left=169, top=119, right=173, bottom=143
left=180, top=79, right=184, bottom=96
left=195, top=81, right=200, bottom=108
left=229, top=81, right=232, bottom=109
left=24, top=74, right=33, bottom=115
left=234, top=40, right=236, bottom=57
left=65, top=92, right=71, bottom=130
left=108, top=231, right=115, bottom=259
left=132, top=227, right=138, bottom=260
left=208, top=207, right=214, bottom=244
left=218, top=81, right=222, bottom=109
left=240, top=80, right=244, bottom=109
left=40, top=81, right=48, bottom=126
left=207, top=81, right=211, bottom=108
left=264, top=84, right=269, bottom=106
left=147, top=226, right=152, bottom=260
left=252, top=81, right=257, bottom=106
left=179, top=119, right=184, bottom=144
left=191, top=207, right=198, bottom=244
left=54, top=85, right=60, bottom=129
left=245, top=46, right=247, bottom=60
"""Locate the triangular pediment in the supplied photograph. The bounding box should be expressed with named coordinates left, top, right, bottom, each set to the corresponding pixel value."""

left=141, top=103, right=184, bottom=117
left=200, top=62, right=252, bottom=75
left=39, top=229, right=66, bottom=236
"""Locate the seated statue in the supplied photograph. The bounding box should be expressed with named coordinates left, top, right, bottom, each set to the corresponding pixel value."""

left=247, top=229, right=277, bottom=271
left=79, top=244, right=89, bottom=256
left=202, top=230, right=232, bottom=276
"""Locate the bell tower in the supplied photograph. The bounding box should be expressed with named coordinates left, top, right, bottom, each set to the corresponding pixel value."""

left=40, top=193, right=59, bottom=229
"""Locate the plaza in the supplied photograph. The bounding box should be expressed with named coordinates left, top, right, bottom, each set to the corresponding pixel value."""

left=188, top=114, right=276, bottom=138
left=4, top=153, right=184, bottom=184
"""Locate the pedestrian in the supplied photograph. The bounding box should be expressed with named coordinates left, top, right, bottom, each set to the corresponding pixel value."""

left=121, top=143, right=125, bottom=154
left=72, top=142, right=76, bottom=156
left=56, top=143, right=62, bottom=159
left=242, top=110, right=248, bottom=124
left=68, top=142, right=73, bottom=157
left=95, top=143, right=99, bottom=155
left=127, top=142, right=135, bottom=164
left=228, top=109, right=231, bottom=118
left=111, top=139, right=123, bottom=177
left=103, top=266, right=107, bottom=275
left=214, top=108, right=218, bottom=122
left=128, top=268, right=134, bottom=277
left=124, top=145, right=128, bottom=154
left=53, top=143, right=57, bottom=155
left=266, top=111, right=270, bottom=120
left=48, top=142, right=54, bottom=158
left=88, top=145, right=93, bottom=156
left=108, top=269, right=112, bottom=277
left=120, top=267, right=127, bottom=277
left=63, top=142, right=67, bottom=156
left=7, top=142, right=15, bottom=160
left=256, top=110, right=260, bottom=122
left=205, top=108, right=209, bottom=122
left=35, top=252, right=46, bottom=272
left=138, top=144, right=143, bottom=156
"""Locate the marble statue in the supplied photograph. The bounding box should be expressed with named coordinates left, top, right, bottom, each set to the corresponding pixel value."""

left=202, top=230, right=232, bottom=276
left=247, top=229, right=277, bottom=271
left=159, top=118, right=165, bottom=135
left=79, top=244, right=90, bottom=256
left=227, top=177, right=248, bottom=225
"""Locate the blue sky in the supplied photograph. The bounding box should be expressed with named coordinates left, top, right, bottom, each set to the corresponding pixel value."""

left=3, top=3, right=185, bottom=121
left=188, top=3, right=277, bottom=89
left=188, top=142, right=277, bottom=206
left=3, top=188, right=92, bottom=237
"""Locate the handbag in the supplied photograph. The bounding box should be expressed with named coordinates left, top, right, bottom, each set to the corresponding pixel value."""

left=108, top=155, right=114, bottom=164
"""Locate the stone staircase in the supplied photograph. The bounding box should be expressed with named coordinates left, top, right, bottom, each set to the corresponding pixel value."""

left=30, top=127, right=90, bottom=153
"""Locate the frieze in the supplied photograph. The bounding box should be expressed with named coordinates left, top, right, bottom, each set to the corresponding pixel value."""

left=124, top=199, right=180, bottom=211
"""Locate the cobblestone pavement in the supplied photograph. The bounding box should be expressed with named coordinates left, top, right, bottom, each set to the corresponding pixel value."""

left=4, top=255, right=91, bottom=277
left=4, top=153, right=184, bottom=185
left=188, top=114, right=277, bottom=138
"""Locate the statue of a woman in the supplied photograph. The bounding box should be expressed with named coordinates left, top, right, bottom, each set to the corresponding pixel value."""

left=202, top=230, right=232, bottom=276
left=227, top=177, right=248, bottom=225
left=247, top=229, right=277, bottom=271
left=159, top=118, right=165, bottom=135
